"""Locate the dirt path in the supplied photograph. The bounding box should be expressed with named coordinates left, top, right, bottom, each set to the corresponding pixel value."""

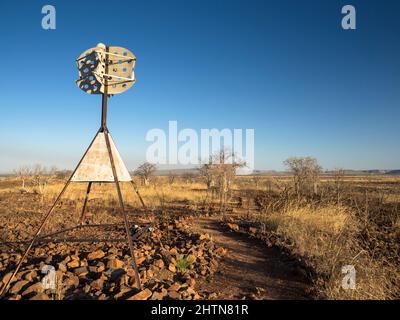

left=191, top=217, right=313, bottom=300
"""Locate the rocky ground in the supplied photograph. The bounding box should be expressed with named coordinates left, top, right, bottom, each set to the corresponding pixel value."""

left=0, top=188, right=316, bottom=300
left=0, top=219, right=225, bottom=300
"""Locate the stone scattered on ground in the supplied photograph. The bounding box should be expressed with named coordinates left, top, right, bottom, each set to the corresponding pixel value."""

left=127, top=288, right=152, bottom=300
left=227, top=223, right=240, bottom=232
left=0, top=219, right=224, bottom=300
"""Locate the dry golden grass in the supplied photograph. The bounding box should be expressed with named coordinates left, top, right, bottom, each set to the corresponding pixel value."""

left=261, top=203, right=398, bottom=299
left=39, top=179, right=209, bottom=209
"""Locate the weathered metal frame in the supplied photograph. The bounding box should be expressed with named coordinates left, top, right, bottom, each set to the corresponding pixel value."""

left=76, top=44, right=136, bottom=95
left=0, top=45, right=146, bottom=297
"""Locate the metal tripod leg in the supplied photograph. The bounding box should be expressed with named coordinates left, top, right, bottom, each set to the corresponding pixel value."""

left=129, top=180, right=165, bottom=249
left=104, top=131, right=142, bottom=290
left=79, top=182, right=92, bottom=225
left=130, top=180, right=146, bottom=210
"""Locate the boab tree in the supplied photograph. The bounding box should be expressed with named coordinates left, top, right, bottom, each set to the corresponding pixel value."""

left=134, top=162, right=157, bottom=186
left=283, top=156, right=322, bottom=197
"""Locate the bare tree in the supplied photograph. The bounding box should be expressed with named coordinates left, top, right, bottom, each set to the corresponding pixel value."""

left=167, top=171, right=176, bottom=185
left=134, top=162, right=157, bottom=186
left=199, top=165, right=214, bottom=189
left=32, top=165, right=57, bottom=204
left=14, top=166, right=31, bottom=189
left=199, top=149, right=245, bottom=214
left=283, top=156, right=322, bottom=197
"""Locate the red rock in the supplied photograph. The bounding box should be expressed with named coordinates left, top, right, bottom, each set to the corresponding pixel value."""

left=186, top=254, right=196, bottom=264
left=67, top=260, right=80, bottom=268
left=114, top=286, right=132, bottom=299
left=227, top=223, right=239, bottom=232
left=96, top=262, right=105, bottom=272
left=90, top=278, right=104, bottom=291
left=126, top=268, right=137, bottom=278
left=71, top=255, right=80, bottom=261
left=127, top=288, right=152, bottom=300
left=87, top=250, right=105, bottom=261
left=159, top=269, right=174, bottom=281
left=151, top=291, right=165, bottom=300
left=168, top=290, right=181, bottom=299
left=65, top=274, right=79, bottom=288
left=21, top=282, right=44, bottom=296
left=249, top=227, right=257, bottom=234
left=136, top=256, right=146, bottom=265
left=168, top=263, right=176, bottom=273
left=10, top=280, right=29, bottom=294
left=107, top=259, right=124, bottom=269
left=168, top=283, right=181, bottom=291
left=1, top=272, right=16, bottom=285
left=199, top=234, right=208, bottom=240
left=154, top=259, right=164, bottom=269
left=73, top=267, right=89, bottom=276
left=186, top=277, right=196, bottom=288
left=23, top=270, right=37, bottom=282
left=215, top=247, right=227, bottom=256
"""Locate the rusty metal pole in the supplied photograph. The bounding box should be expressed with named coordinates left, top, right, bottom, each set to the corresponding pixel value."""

left=130, top=181, right=147, bottom=210
left=100, top=90, right=107, bottom=132
left=100, top=50, right=108, bottom=132
left=79, top=182, right=92, bottom=225
left=104, top=131, right=142, bottom=290
left=101, top=46, right=141, bottom=290
left=129, top=181, right=165, bottom=250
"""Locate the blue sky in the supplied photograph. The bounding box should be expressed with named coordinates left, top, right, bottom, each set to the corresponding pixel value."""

left=0, top=0, right=399, bottom=173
